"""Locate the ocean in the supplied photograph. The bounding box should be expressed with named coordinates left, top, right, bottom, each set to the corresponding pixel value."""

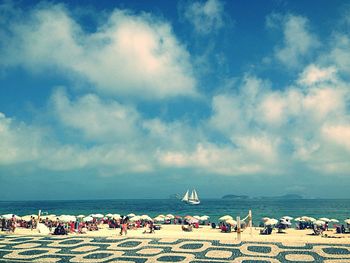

left=0, top=199, right=349, bottom=225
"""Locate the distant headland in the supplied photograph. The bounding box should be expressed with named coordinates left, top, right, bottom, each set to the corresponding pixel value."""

left=222, top=194, right=303, bottom=200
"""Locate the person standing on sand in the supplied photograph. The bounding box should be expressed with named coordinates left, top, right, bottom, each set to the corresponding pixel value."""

left=120, top=216, right=128, bottom=236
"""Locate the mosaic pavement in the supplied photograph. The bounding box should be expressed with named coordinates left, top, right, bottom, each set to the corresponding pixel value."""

left=1, top=234, right=350, bottom=262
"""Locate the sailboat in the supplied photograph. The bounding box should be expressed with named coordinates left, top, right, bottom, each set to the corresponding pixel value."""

left=182, top=189, right=200, bottom=205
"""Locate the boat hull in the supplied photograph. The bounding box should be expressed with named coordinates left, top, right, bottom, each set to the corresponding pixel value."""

left=187, top=200, right=200, bottom=205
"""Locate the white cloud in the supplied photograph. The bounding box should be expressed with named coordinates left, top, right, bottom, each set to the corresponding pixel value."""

left=0, top=4, right=197, bottom=99
left=274, top=15, right=319, bottom=67
left=0, top=113, right=43, bottom=165
left=158, top=143, right=268, bottom=176
left=51, top=88, right=140, bottom=142
left=298, top=64, right=337, bottom=85
left=183, top=0, right=225, bottom=34
left=322, top=124, right=350, bottom=151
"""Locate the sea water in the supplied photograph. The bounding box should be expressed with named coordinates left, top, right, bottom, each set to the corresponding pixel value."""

left=0, top=199, right=349, bottom=225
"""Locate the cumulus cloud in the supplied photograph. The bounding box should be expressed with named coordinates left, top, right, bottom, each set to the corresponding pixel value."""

left=298, top=64, right=337, bottom=85
left=207, top=70, right=350, bottom=175
left=183, top=0, right=225, bottom=34
left=0, top=3, right=197, bottom=99
left=0, top=113, right=43, bottom=165
left=269, top=14, right=319, bottom=68
left=51, top=88, right=141, bottom=142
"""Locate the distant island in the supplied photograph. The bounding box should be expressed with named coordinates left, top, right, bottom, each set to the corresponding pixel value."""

left=222, top=194, right=249, bottom=200
left=258, top=194, right=303, bottom=200
left=222, top=194, right=303, bottom=200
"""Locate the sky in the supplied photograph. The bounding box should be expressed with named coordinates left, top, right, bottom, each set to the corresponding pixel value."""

left=1, top=0, right=350, bottom=200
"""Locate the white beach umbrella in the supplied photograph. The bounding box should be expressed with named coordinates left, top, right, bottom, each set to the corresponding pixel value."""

left=21, top=215, right=36, bottom=221
left=105, top=213, right=113, bottom=218
left=219, top=215, right=233, bottom=221
left=344, top=219, right=350, bottom=224
left=294, top=217, right=303, bottom=222
left=315, top=220, right=326, bottom=226
left=301, top=216, right=316, bottom=222
left=265, top=218, right=278, bottom=226
left=225, top=219, right=237, bottom=226
left=319, top=217, right=330, bottom=222
left=188, top=218, right=199, bottom=224
left=127, top=213, right=136, bottom=218
left=83, top=216, right=93, bottom=222
left=130, top=216, right=141, bottom=222
left=193, top=215, right=201, bottom=220
left=2, top=214, right=15, bottom=220
left=46, top=215, right=57, bottom=221
left=330, top=219, right=339, bottom=223
left=261, top=217, right=270, bottom=222
left=200, top=215, right=210, bottom=221
left=58, top=215, right=73, bottom=222
left=113, top=214, right=121, bottom=219
left=282, top=216, right=293, bottom=220
left=141, top=215, right=152, bottom=221
left=77, top=215, right=85, bottom=218
left=93, top=214, right=104, bottom=218
left=166, top=214, right=175, bottom=219
left=157, top=214, right=166, bottom=218
left=279, top=219, right=292, bottom=226
left=154, top=216, right=165, bottom=222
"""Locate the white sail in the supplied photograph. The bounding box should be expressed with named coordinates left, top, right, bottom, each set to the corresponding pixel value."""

left=182, top=190, right=189, bottom=202
left=193, top=189, right=199, bottom=201
left=189, top=190, right=195, bottom=200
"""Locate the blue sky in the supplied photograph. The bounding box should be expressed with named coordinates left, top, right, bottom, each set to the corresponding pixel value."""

left=1, top=0, right=350, bottom=200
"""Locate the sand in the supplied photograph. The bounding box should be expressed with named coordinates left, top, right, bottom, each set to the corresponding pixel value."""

left=7, top=224, right=350, bottom=244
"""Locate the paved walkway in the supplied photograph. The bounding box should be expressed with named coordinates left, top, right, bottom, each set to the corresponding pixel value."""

left=1, top=234, right=350, bottom=262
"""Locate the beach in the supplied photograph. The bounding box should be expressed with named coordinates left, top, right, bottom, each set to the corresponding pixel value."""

left=2, top=226, right=350, bottom=262
left=5, top=224, right=350, bottom=244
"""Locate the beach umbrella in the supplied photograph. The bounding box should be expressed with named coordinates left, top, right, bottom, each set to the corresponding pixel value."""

left=344, top=219, right=350, bottom=224
left=301, top=216, right=316, bottom=222
left=166, top=214, right=175, bottom=219
left=105, top=213, right=113, bottom=218
left=83, top=216, right=93, bottom=222
left=315, top=220, right=326, bottom=226
left=219, top=215, right=233, bottom=221
left=2, top=214, right=15, bottom=220
left=46, top=215, right=57, bottom=221
left=330, top=219, right=339, bottom=223
left=77, top=215, right=85, bottom=218
left=154, top=216, right=165, bottom=222
left=319, top=217, right=330, bottom=222
left=294, top=217, right=303, bottom=222
left=265, top=218, right=278, bottom=226
left=282, top=216, right=293, bottom=220
left=279, top=218, right=292, bottom=226
left=112, top=214, right=121, bottom=219
left=59, top=215, right=76, bottom=222
left=157, top=214, right=166, bottom=218
left=200, top=215, right=210, bottom=221
left=93, top=214, right=104, bottom=218
left=127, top=213, right=136, bottom=218
left=193, top=215, right=201, bottom=220
left=225, top=219, right=237, bottom=226
left=141, top=215, right=152, bottom=221
left=261, top=217, right=270, bottom=222
left=21, top=215, right=36, bottom=221
left=130, top=216, right=141, bottom=222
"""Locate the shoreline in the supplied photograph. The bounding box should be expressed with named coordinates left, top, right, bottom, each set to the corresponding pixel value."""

left=3, top=224, right=350, bottom=245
